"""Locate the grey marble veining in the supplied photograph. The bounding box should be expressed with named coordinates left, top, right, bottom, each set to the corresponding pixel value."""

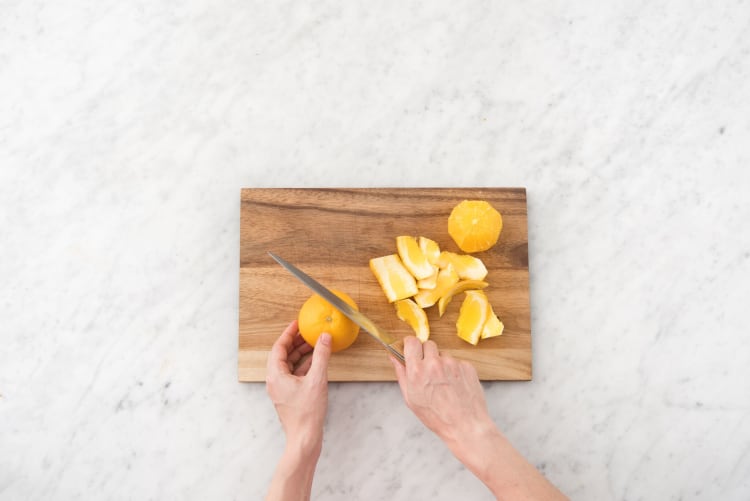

left=1, top=1, right=749, bottom=499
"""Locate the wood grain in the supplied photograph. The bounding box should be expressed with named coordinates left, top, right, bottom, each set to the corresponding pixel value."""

left=239, top=188, right=531, bottom=382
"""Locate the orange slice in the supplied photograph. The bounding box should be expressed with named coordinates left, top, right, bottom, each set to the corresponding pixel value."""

left=481, top=306, right=504, bottom=339
left=437, top=279, right=489, bottom=317
left=369, top=254, right=418, bottom=303
left=394, top=298, right=430, bottom=342
left=414, top=263, right=459, bottom=308
left=417, top=265, right=439, bottom=289
left=436, top=251, right=488, bottom=280
left=418, top=236, right=441, bottom=265
left=396, top=236, right=434, bottom=280
left=448, top=200, right=503, bottom=253
left=456, top=290, right=490, bottom=345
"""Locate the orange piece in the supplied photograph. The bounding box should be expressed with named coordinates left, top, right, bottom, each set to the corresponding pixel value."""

left=396, top=236, right=434, bottom=280
left=481, top=306, right=504, bottom=339
left=418, top=236, right=441, bottom=265
left=448, top=200, right=503, bottom=253
left=414, top=263, right=459, bottom=308
left=437, top=279, right=489, bottom=317
left=456, top=290, right=490, bottom=345
left=369, top=254, right=419, bottom=303
left=394, top=298, right=430, bottom=342
left=417, top=265, right=439, bottom=290
left=298, top=289, right=360, bottom=352
left=436, top=251, right=488, bottom=280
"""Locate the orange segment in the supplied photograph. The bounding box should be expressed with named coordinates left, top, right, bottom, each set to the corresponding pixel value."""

left=417, top=265, right=439, bottom=289
left=437, top=279, right=489, bottom=317
left=396, top=236, right=434, bottom=280
left=298, top=289, right=360, bottom=352
left=481, top=306, right=504, bottom=339
left=414, top=263, right=459, bottom=308
left=394, top=298, right=430, bottom=342
left=369, top=254, right=419, bottom=303
left=448, top=200, right=503, bottom=253
left=418, top=236, right=441, bottom=265
left=436, top=251, right=488, bottom=280
left=456, top=290, right=490, bottom=345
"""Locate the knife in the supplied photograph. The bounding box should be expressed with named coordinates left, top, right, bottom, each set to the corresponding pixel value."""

left=268, top=252, right=406, bottom=364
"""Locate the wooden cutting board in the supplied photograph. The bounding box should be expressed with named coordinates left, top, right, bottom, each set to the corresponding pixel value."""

left=239, top=188, right=531, bottom=382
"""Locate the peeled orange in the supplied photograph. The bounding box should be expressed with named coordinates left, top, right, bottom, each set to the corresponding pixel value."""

left=298, top=289, right=360, bottom=352
left=448, top=200, right=503, bottom=253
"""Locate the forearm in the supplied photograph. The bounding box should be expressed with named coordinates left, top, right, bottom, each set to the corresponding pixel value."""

left=266, top=439, right=322, bottom=501
left=445, top=422, right=568, bottom=501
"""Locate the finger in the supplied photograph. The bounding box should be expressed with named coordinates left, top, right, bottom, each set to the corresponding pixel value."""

left=389, top=355, right=408, bottom=402
left=422, top=340, right=439, bottom=359
left=459, top=360, right=479, bottom=381
left=283, top=320, right=300, bottom=339
left=267, top=320, right=299, bottom=375
left=293, top=354, right=314, bottom=376
left=288, top=341, right=313, bottom=365
left=403, top=336, right=424, bottom=366
left=307, top=332, right=332, bottom=383
left=292, top=331, right=307, bottom=348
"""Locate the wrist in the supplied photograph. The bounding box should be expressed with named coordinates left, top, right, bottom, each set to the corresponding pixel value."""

left=441, top=414, right=498, bottom=452
left=285, top=430, right=323, bottom=462
left=444, top=418, right=507, bottom=478
left=268, top=434, right=322, bottom=501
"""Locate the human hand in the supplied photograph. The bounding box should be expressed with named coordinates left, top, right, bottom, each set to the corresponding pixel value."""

left=389, top=336, right=495, bottom=447
left=390, top=337, right=568, bottom=500
left=266, top=320, right=332, bottom=456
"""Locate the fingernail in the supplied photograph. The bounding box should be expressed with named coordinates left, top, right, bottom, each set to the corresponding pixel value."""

left=319, top=333, right=332, bottom=346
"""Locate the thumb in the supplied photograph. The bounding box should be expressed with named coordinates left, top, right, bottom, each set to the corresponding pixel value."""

left=308, top=333, right=332, bottom=382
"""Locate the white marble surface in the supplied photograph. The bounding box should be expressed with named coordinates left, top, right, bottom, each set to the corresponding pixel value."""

left=2, top=1, right=750, bottom=499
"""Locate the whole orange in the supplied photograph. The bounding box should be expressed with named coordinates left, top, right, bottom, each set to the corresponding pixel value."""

left=298, top=290, right=360, bottom=352
left=448, top=200, right=503, bottom=253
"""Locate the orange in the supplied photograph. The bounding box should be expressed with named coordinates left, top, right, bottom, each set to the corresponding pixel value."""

left=414, top=263, right=459, bottom=308
left=418, top=236, right=441, bottom=265
left=456, top=290, right=490, bottom=345
left=437, top=279, right=489, bottom=317
left=416, top=265, right=439, bottom=289
left=396, top=236, right=434, bottom=279
left=369, top=254, right=419, bottom=302
left=448, top=200, right=503, bottom=253
left=481, top=306, right=504, bottom=339
left=394, top=298, right=430, bottom=342
left=436, top=251, right=488, bottom=280
left=298, top=289, right=360, bottom=352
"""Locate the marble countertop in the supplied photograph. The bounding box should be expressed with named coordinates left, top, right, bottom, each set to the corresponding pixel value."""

left=2, top=1, right=749, bottom=499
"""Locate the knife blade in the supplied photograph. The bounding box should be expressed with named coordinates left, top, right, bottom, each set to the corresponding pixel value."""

left=268, top=252, right=406, bottom=364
